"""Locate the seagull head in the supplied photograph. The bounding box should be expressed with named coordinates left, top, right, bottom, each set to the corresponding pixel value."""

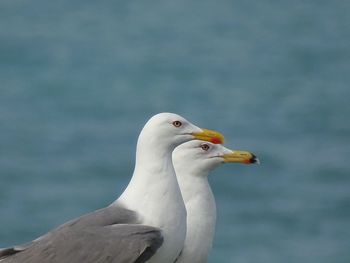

left=139, top=113, right=224, bottom=151
left=173, top=140, right=259, bottom=175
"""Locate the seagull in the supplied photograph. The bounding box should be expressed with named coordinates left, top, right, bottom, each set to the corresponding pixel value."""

left=173, top=140, right=258, bottom=263
left=0, top=113, right=224, bottom=263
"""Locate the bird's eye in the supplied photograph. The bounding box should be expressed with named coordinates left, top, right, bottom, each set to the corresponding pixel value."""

left=172, top=121, right=182, bottom=127
left=201, top=144, right=210, bottom=151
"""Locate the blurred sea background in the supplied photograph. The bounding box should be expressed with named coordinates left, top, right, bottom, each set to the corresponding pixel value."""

left=0, top=0, right=349, bottom=262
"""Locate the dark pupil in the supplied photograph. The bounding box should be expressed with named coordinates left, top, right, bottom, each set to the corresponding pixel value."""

left=174, top=121, right=181, bottom=127
left=202, top=145, right=209, bottom=151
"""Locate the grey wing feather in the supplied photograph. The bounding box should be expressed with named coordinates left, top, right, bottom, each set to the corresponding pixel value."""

left=0, top=241, right=33, bottom=259
left=0, top=248, right=22, bottom=259
left=0, top=205, right=163, bottom=263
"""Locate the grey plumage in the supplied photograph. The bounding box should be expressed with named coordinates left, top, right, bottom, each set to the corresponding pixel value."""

left=0, top=204, right=163, bottom=263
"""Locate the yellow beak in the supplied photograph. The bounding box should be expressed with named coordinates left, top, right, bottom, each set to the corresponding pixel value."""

left=223, top=150, right=259, bottom=164
left=192, top=129, right=225, bottom=144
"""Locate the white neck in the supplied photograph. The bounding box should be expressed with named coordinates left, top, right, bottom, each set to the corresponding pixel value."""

left=115, top=134, right=187, bottom=263
left=176, top=173, right=216, bottom=263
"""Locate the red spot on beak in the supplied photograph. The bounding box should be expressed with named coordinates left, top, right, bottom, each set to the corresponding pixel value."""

left=210, top=137, right=222, bottom=144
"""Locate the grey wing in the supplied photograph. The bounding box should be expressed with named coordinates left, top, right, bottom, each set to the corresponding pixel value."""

left=1, top=224, right=163, bottom=263
left=0, top=205, right=163, bottom=263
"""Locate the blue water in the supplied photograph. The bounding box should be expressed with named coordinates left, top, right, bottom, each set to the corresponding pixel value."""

left=1, top=0, right=349, bottom=262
